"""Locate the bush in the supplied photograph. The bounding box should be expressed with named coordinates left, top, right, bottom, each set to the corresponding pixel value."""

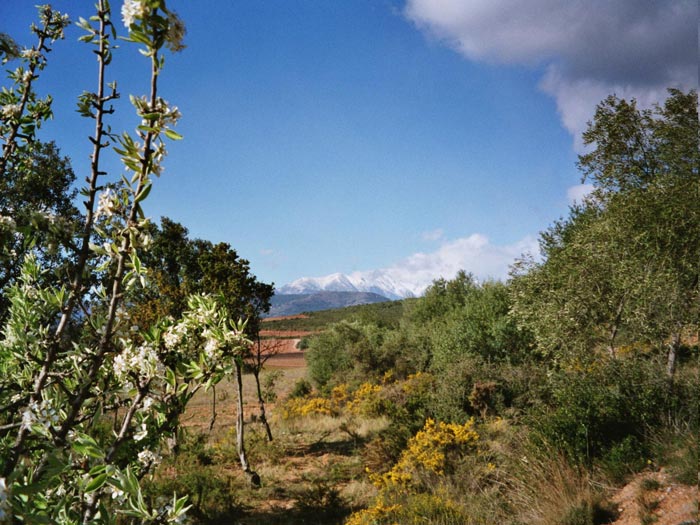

left=145, top=432, right=242, bottom=521
left=289, top=377, right=313, bottom=398
left=531, top=356, right=676, bottom=469
left=305, top=322, right=358, bottom=388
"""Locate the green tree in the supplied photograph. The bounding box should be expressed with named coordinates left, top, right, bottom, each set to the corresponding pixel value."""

left=511, top=90, right=699, bottom=375
left=0, top=141, right=80, bottom=320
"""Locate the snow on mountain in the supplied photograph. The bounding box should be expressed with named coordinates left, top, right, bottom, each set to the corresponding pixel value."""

left=278, top=233, right=540, bottom=300
left=278, top=270, right=422, bottom=300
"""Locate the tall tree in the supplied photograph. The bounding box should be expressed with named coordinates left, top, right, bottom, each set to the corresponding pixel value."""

left=511, top=89, right=699, bottom=375
left=0, top=140, right=80, bottom=320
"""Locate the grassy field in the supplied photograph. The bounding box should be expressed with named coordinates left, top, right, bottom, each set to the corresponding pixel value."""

left=161, top=363, right=378, bottom=525
left=262, top=299, right=412, bottom=332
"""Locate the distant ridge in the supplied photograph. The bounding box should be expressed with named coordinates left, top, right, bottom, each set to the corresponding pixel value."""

left=267, top=291, right=390, bottom=317
left=278, top=271, right=420, bottom=300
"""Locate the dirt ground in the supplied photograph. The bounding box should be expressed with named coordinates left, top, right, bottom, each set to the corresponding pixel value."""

left=610, top=469, right=698, bottom=525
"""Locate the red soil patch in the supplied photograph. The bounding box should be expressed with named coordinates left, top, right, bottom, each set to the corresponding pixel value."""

left=259, top=330, right=317, bottom=338
left=610, top=469, right=697, bottom=525
left=263, top=314, right=310, bottom=322
left=249, top=338, right=306, bottom=368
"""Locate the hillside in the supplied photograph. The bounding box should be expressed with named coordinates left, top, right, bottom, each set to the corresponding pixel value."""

left=268, top=291, right=391, bottom=317
left=263, top=297, right=410, bottom=331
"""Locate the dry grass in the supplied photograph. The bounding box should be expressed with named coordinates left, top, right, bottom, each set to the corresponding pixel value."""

left=509, top=444, right=616, bottom=525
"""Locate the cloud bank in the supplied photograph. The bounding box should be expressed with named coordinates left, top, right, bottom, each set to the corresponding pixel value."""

left=404, top=0, right=698, bottom=150
left=379, top=233, right=538, bottom=293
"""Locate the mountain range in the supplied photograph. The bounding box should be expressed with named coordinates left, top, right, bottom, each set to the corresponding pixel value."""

left=278, top=271, right=422, bottom=300
left=267, top=291, right=390, bottom=317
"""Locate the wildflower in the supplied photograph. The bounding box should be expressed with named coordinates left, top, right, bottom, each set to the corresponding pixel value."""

left=121, top=0, right=147, bottom=28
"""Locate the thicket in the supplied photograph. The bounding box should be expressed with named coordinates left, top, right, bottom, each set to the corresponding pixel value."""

left=300, top=90, right=699, bottom=524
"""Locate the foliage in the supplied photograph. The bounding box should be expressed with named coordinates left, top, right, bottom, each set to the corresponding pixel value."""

left=511, top=90, right=699, bottom=369
left=0, top=140, right=80, bottom=321
left=289, top=377, right=314, bottom=399
left=429, top=279, right=533, bottom=370
left=262, top=298, right=410, bottom=332
left=145, top=432, right=241, bottom=521
left=347, top=418, right=479, bottom=525
left=305, top=321, right=362, bottom=389
left=530, top=356, right=686, bottom=473
left=136, top=217, right=273, bottom=337
left=0, top=2, right=255, bottom=523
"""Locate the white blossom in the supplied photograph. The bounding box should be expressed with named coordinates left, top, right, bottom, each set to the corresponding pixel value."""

left=137, top=448, right=161, bottom=467
left=121, top=0, right=148, bottom=28
left=141, top=396, right=154, bottom=410
left=20, top=407, right=36, bottom=430
left=95, top=188, right=117, bottom=219
left=133, top=423, right=148, bottom=442
left=20, top=48, right=41, bottom=61
left=1, top=104, right=22, bottom=120
left=20, top=399, right=59, bottom=432
left=204, top=338, right=219, bottom=359
left=109, top=485, right=125, bottom=501
left=0, top=216, right=15, bottom=230
left=113, top=343, right=164, bottom=386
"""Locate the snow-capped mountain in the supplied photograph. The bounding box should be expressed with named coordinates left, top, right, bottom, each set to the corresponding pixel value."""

left=278, top=271, right=423, bottom=300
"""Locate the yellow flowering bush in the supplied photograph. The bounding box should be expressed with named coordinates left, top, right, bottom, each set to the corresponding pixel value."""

left=331, top=383, right=350, bottom=410
left=280, top=396, right=332, bottom=419
left=400, top=371, right=433, bottom=395
left=345, top=491, right=469, bottom=525
left=371, top=418, right=479, bottom=489
left=345, top=497, right=401, bottom=525
left=346, top=382, right=384, bottom=416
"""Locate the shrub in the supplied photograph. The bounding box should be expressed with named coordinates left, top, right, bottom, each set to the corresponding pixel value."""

left=532, top=356, right=674, bottom=468
left=289, top=377, right=313, bottom=399
left=305, top=322, right=357, bottom=388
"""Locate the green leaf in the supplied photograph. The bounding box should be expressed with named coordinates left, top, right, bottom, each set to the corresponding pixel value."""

left=134, top=182, right=152, bottom=203
left=85, top=473, right=108, bottom=493
left=164, top=129, right=183, bottom=140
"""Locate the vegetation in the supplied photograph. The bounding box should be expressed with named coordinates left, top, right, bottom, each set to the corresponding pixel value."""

left=0, top=2, right=696, bottom=524
left=263, top=298, right=410, bottom=331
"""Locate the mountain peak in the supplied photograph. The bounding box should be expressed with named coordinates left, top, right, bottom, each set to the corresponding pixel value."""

left=278, top=271, right=421, bottom=300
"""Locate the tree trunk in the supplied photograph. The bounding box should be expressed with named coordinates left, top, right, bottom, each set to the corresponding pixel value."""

left=234, top=360, right=260, bottom=486
left=607, top=299, right=625, bottom=358
left=208, top=385, right=217, bottom=432
left=666, top=331, right=681, bottom=380
left=253, top=368, right=273, bottom=441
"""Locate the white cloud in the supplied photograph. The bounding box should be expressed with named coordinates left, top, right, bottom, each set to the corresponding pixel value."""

left=282, top=233, right=540, bottom=298
left=404, top=0, right=698, bottom=151
left=566, top=183, right=595, bottom=205
left=383, top=233, right=539, bottom=293
left=346, top=233, right=539, bottom=297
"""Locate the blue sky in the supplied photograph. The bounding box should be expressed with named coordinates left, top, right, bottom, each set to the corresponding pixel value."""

left=2, top=1, right=696, bottom=290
